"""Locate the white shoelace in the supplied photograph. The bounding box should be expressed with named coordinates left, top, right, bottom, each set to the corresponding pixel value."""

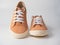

left=33, top=17, right=43, bottom=25
left=14, top=10, right=24, bottom=23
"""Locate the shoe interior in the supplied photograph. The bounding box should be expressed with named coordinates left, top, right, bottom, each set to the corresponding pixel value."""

left=17, top=2, right=24, bottom=8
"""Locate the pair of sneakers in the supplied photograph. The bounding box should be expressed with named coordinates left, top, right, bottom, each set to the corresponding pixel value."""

left=10, top=1, right=48, bottom=39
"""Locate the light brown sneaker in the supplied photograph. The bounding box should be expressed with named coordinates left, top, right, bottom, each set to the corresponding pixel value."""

left=10, top=1, right=28, bottom=38
left=30, top=15, right=48, bottom=36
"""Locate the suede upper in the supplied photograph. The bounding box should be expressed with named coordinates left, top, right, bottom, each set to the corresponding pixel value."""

left=10, top=1, right=28, bottom=34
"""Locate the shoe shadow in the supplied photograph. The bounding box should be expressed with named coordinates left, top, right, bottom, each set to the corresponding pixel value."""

left=30, top=25, right=54, bottom=39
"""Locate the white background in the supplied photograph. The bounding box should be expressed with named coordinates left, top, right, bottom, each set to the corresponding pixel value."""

left=0, top=0, right=60, bottom=45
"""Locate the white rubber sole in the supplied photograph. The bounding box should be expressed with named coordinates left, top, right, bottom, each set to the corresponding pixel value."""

left=11, top=30, right=28, bottom=39
left=29, top=30, right=48, bottom=36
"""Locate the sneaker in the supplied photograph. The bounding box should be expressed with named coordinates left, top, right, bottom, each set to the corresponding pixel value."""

left=10, top=1, right=28, bottom=38
left=30, top=15, right=48, bottom=36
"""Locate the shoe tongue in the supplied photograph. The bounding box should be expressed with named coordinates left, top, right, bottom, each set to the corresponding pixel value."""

left=17, top=7, right=25, bottom=12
